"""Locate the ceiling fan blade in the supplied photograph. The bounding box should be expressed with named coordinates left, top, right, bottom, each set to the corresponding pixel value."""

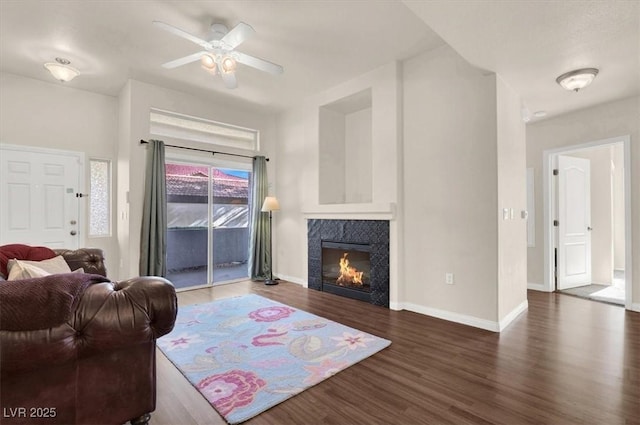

left=161, top=51, right=206, bottom=69
left=220, top=22, right=255, bottom=49
left=153, top=21, right=211, bottom=49
left=235, top=51, right=284, bottom=75
left=220, top=72, right=238, bottom=89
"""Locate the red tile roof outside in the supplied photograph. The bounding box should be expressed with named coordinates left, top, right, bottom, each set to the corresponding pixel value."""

left=165, top=163, right=248, bottom=199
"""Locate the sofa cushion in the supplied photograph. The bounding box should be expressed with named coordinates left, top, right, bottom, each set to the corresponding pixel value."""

left=0, top=244, right=57, bottom=278
left=7, top=256, right=77, bottom=280
left=7, top=261, right=50, bottom=280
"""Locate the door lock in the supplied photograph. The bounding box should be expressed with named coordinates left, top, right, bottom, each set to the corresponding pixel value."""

left=70, top=220, right=77, bottom=225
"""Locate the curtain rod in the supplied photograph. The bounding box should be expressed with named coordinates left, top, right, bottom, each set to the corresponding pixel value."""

left=139, top=139, right=268, bottom=161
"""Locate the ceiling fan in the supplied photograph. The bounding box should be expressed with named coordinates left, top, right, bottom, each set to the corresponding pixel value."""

left=153, top=20, right=284, bottom=89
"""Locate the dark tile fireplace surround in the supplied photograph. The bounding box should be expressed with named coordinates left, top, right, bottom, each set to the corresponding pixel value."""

left=308, top=219, right=389, bottom=307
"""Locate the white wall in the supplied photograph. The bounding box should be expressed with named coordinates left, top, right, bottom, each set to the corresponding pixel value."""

left=318, top=107, right=346, bottom=204
left=318, top=105, right=373, bottom=205
left=496, top=76, right=528, bottom=323
left=526, top=95, right=639, bottom=308
left=276, top=46, right=527, bottom=330
left=403, top=45, right=500, bottom=324
left=118, top=79, right=277, bottom=279
left=274, top=107, right=312, bottom=284
left=612, top=143, right=625, bottom=270
left=345, top=108, right=373, bottom=203
left=0, top=72, right=119, bottom=272
left=275, top=61, right=402, bottom=295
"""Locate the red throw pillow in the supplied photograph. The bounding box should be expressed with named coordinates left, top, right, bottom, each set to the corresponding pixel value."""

left=0, top=244, right=57, bottom=278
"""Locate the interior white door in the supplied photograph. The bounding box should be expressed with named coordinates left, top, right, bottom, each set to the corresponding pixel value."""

left=557, top=155, right=592, bottom=290
left=0, top=146, right=82, bottom=249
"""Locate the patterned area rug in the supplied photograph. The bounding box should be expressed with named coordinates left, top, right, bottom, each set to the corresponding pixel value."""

left=157, top=294, right=391, bottom=424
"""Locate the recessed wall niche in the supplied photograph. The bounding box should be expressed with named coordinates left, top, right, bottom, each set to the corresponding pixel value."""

left=319, top=88, right=372, bottom=204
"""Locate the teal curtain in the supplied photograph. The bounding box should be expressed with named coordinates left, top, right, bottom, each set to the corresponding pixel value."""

left=139, top=140, right=167, bottom=276
left=248, top=156, right=269, bottom=280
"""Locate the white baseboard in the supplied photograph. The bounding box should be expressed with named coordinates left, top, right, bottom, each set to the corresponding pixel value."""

left=389, top=301, right=404, bottom=311
left=499, top=300, right=528, bottom=331
left=528, top=282, right=550, bottom=292
left=402, top=302, right=501, bottom=332
left=276, top=274, right=307, bottom=287
left=398, top=299, right=528, bottom=333
left=630, top=303, right=640, bottom=313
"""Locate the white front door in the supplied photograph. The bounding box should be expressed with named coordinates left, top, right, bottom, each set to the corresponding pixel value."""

left=557, top=155, right=592, bottom=290
left=0, top=145, right=82, bottom=249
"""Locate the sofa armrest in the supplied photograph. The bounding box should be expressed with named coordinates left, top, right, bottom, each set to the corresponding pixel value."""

left=73, top=277, right=178, bottom=352
left=1, top=276, right=177, bottom=373
left=114, top=276, right=178, bottom=338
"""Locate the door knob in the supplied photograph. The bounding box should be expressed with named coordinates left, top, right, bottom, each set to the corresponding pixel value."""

left=70, top=230, right=77, bottom=236
left=587, top=226, right=593, bottom=231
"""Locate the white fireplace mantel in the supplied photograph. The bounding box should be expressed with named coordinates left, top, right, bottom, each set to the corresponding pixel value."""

left=302, top=202, right=396, bottom=220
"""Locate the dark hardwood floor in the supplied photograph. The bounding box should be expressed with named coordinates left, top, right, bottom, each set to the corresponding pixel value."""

left=151, top=281, right=640, bottom=425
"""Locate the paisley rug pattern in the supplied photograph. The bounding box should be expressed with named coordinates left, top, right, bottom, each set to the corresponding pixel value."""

left=157, top=294, right=391, bottom=424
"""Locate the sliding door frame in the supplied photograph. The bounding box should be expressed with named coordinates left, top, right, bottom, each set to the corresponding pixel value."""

left=166, top=149, right=253, bottom=290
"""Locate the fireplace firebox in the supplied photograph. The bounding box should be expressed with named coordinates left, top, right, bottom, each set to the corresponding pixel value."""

left=308, top=219, right=389, bottom=307
left=321, top=242, right=371, bottom=301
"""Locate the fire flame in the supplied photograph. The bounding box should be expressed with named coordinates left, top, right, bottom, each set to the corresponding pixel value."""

left=337, top=252, right=364, bottom=286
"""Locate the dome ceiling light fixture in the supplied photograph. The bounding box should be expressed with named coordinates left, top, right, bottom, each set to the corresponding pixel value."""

left=44, top=57, right=80, bottom=82
left=555, top=68, right=599, bottom=92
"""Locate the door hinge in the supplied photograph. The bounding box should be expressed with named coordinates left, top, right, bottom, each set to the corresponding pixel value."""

left=553, top=169, right=559, bottom=176
left=553, top=219, right=559, bottom=227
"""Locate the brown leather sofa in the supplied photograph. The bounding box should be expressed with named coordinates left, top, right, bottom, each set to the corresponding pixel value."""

left=0, top=248, right=178, bottom=425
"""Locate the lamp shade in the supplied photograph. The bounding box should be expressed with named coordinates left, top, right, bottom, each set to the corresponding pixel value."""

left=261, top=196, right=280, bottom=212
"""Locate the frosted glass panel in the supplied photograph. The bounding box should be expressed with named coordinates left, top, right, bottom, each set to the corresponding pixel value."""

left=90, top=159, right=110, bottom=236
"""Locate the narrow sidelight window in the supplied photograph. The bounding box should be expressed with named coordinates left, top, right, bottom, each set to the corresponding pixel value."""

left=89, top=159, right=111, bottom=236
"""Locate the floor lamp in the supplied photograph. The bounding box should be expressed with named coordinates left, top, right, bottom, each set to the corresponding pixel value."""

left=261, top=196, right=280, bottom=285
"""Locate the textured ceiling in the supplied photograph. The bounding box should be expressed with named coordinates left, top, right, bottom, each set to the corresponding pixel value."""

left=403, top=0, right=640, bottom=119
left=1, top=1, right=638, bottom=118
left=0, top=0, right=443, bottom=112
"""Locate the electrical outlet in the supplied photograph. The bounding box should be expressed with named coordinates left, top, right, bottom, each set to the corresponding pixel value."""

left=445, top=273, right=454, bottom=285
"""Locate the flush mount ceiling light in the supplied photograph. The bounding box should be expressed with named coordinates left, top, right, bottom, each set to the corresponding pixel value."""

left=556, top=68, right=599, bottom=92
left=44, top=57, right=80, bottom=82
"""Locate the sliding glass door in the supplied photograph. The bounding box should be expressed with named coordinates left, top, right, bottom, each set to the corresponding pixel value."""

left=165, top=160, right=251, bottom=290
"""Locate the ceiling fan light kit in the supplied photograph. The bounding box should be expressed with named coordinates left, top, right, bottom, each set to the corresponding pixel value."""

left=221, top=56, right=237, bottom=73
left=44, top=57, right=80, bottom=82
left=556, top=68, right=599, bottom=92
left=201, top=53, right=216, bottom=71
left=154, top=20, right=283, bottom=89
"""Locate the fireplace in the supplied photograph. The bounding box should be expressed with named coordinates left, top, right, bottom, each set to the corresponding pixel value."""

left=321, top=241, right=371, bottom=302
left=308, top=219, right=389, bottom=307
